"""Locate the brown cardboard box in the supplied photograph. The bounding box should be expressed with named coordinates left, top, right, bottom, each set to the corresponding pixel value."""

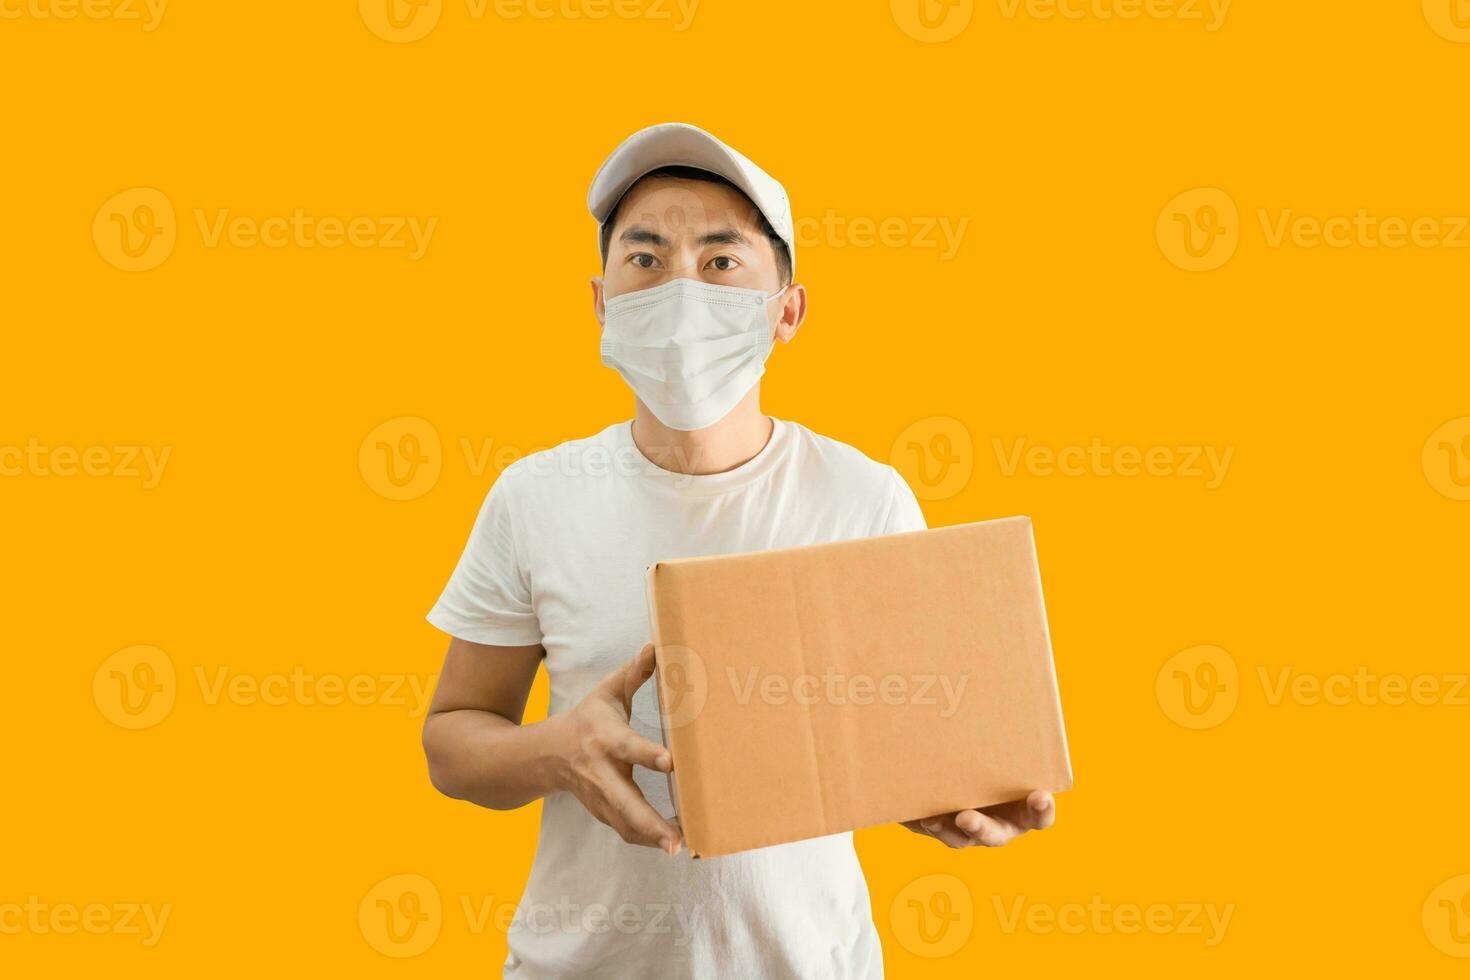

left=645, top=517, right=1072, bottom=858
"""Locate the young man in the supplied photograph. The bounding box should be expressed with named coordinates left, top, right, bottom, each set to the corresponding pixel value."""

left=422, top=122, right=1056, bottom=978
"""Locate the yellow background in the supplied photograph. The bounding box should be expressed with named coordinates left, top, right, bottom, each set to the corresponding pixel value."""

left=4, top=0, right=1470, bottom=974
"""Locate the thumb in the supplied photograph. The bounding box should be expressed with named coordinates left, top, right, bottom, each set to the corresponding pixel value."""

left=619, top=643, right=658, bottom=707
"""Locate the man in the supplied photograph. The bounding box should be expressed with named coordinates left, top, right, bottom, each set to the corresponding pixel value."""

left=421, top=122, right=1056, bottom=978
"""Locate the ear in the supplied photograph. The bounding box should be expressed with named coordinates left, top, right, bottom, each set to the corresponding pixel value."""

left=591, top=275, right=606, bottom=327
left=773, top=283, right=807, bottom=344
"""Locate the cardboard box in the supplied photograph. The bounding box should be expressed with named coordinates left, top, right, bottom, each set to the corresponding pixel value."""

left=645, top=517, right=1072, bottom=858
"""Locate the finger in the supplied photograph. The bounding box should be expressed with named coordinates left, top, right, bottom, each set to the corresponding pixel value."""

left=607, top=731, right=673, bottom=773
left=600, top=767, right=682, bottom=853
left=918, top=816, right=975, bottom=849
left=979, top=794, right=1051, bottom=831
left=621, top=643, right=658, bottom=705
left=593, top=644, right=653, bottom=699
left=1026, top=791, right=1056, bottom=830
left=953, top=809, right=1020, bottom=847
left=901, top=819, right=932, bottom=838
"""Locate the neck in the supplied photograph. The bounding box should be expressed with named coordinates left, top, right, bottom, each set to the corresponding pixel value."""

left=630, top=387, right=773, bottom=476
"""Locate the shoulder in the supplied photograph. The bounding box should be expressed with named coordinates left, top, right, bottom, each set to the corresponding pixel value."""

left=780, top=420, right=910, bottom=497
left=488, top=422, right=629, bottom=504
left=779, top=420, right=926, bottom=534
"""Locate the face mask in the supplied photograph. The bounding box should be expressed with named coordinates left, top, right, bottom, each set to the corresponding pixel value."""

left=600, top=278, right=789, bottom=431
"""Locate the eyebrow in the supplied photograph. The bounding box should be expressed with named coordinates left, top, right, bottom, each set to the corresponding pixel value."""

left=617, top=225, right=752, bottom=250
left=696, top=228, right=751, bottom=248
left=619, top=226, right=670, bottom=249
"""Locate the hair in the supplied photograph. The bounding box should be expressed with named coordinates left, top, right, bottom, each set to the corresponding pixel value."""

left=600, top=165, right=792, bottom=286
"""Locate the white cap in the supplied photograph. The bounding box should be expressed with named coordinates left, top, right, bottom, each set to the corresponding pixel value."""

left=588, top=122, right=794, bottom=276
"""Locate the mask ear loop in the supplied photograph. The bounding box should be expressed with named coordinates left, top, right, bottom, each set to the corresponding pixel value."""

left=758, top=282, right=792, bottom=361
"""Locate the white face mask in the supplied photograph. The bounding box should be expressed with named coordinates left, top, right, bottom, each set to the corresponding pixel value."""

left=600, top=278, right=789, bottom=431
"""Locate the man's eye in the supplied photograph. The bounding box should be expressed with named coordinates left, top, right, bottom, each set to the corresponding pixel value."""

left=707, top=256, right=738, bottom=272
left=631, top=253, right=658, bottom=269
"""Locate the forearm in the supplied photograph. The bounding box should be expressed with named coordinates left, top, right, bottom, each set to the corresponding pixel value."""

left=422, top=708, right=573, bottom=810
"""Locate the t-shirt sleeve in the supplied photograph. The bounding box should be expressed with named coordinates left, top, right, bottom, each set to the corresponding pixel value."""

left=879, top=466, right=928, bottom=534
left=426, top=472, right=543, bottom=647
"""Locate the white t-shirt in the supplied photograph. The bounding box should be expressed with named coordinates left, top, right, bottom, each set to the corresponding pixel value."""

left=428, top=418, right=927, bottom=979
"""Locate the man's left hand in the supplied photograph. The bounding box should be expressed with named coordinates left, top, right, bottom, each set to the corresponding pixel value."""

left=902, top=790, right=1056, bottom=849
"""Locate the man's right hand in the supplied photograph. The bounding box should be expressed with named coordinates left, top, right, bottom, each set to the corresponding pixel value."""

left=555, top=643, right=682, bottom=855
